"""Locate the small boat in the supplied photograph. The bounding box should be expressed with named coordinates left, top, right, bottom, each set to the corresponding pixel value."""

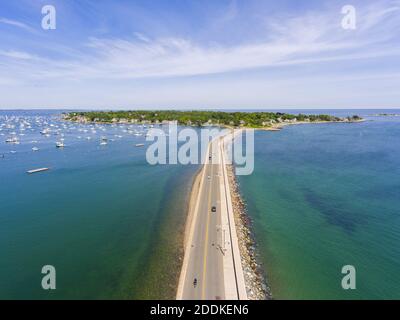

left=5, top=136, right=19, bottom=144
left=27, top=168, right=49, bottom=174
left=135, top=143, right=145, bottom=147
left=32, top=147, right=39, bottom=152
left=56, top=141, right=65, bottom=148
left=100, top=136, right=108, bottom=145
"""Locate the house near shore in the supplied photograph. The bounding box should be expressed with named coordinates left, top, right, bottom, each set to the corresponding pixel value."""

left=262, top=120, right=274, bottom=126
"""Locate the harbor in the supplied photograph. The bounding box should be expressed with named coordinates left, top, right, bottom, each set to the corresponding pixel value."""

left=0, top=109, right=199, bottom=300
left=0, top=112, right=157, bottom=160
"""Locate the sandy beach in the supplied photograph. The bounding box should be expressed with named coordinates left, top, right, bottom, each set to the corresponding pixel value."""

left=182, top=168, right=203, bottom=248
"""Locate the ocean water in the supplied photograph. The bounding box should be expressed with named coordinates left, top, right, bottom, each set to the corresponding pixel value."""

left=0, top=110, right=199, bottom=299
left=237, top=110, right=400, bottom=299
left=2, top=109, right=399, bottom=300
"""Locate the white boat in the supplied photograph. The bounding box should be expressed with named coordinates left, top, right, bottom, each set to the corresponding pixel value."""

left=135, top=143, right=145, bottom=147
left=56, top=141, right=65, bottom=148
left=5, top=136, right=19, bottom=144
left=27, top=168, right=49, bottom=174
left=100, top=136, right=108, bottom=145
left=32, top=147, right=39, bottom=152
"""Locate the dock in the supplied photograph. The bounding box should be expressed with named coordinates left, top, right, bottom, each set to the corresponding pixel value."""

left=27, top=168, right=49, bottom=174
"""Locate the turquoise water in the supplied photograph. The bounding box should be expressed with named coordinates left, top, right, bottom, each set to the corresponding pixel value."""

left=2, top=109, right=400, bottom=300
left=238, top=111, right=400, bottom=299
left=0, top=111, right=199, bottom=299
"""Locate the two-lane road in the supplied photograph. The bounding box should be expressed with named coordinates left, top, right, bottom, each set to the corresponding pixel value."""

left=177, top=138, right=247, bottom=300
left=179, top=140, right=226, bottom=299
left=178, top=134, right=248, bottom=300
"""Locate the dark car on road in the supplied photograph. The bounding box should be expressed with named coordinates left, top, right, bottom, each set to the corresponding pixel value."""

left=211, top=206, right=216, bottom=213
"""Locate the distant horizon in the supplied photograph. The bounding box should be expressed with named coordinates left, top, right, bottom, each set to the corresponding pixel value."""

left=1, top=107, right=400, bottom=111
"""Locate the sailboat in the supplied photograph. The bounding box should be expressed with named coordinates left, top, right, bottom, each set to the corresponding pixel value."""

left=100, top=136, right=108, bottom=145
left=5, top=136, right=19, bottom=144
left=56, top=139, right=65, bottom=148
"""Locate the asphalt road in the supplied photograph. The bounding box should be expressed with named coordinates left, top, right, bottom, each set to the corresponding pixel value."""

left=180, top=140, right=226, bottom=300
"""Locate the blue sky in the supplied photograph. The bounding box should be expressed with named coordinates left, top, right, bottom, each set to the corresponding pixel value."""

left=0, top=0, right=399, bottom=109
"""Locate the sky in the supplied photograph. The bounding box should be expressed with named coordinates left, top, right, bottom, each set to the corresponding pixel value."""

left=0, top=0, right=399, bottom=109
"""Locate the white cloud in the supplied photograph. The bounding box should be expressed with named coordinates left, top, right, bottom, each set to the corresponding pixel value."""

left=0, top=1, right=399, bottom=108
left=2, top=1, right=397, bottom=83
left=0, top=17, right=35, bottom=33
left=0, top=49, right=35, bottom=60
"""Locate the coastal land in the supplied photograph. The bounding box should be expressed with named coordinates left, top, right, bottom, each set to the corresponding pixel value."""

left=64, top=110, right=363, bottom=129
left=176, top=130, right=269, bottom=300
left=226, top=163, right=271, bottom=299
left=65, top=110, right=364, bottom=300
left=176, top=134, right=247, bottom=300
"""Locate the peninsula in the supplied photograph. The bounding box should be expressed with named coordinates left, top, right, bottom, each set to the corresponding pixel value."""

left=64, top=111, right=362, bottom=129
left=64, top=109, right=363, bottom=300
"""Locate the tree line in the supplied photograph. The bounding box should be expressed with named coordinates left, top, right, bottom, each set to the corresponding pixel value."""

left=65, top=110, right=361, bottom=128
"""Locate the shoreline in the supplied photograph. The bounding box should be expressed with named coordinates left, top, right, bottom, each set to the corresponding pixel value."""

left=177, top=136, right=248, bottom=299
left=260, top=119, right=366, bottom=131
left=220, top=119, right=364, bottom=299
left=226, top=164, right=271, bottom=300
left=174, top=166, right=203, bottom=298
left=64, top=114, right=365, bottom=130
left=182, top=167, right=203, bottom=250
left=176, top=143, right=211, bottom=299
left=178, top=132, right=270, bottom=300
